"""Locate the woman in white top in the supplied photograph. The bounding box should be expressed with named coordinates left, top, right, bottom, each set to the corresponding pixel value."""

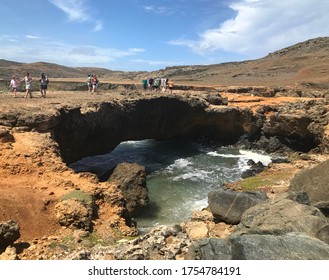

left=19, top=72, right=33, bottom=98
left=9, top=76, right=18, bottom=98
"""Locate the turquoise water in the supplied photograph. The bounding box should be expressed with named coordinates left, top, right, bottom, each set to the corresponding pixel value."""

left=70, top=139, right=272, bottom=231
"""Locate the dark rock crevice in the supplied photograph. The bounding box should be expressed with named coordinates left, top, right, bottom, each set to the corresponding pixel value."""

left=53, top=96, right=246, bottom=164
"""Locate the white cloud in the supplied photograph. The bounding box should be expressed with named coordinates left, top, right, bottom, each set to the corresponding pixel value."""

left=26, top=35, right=41, bottom=40
left=169, top=0, right=329, bottom=58
left=49, top=0, right=103, bottom=31
left=143, top=5, right=174, bottom=15
left=0, top=36, right=144, bottom=67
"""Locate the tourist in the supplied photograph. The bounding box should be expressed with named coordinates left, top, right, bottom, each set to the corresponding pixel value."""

left=9, top=76, right=18, bottom=98
left=168, top=80, right=174, bottom=94
left=18, top=72, right=33, bottom=98
left=142, top=78, right=147, bottom=91
left=147, top=77, right=154, bottom=91
left=87, top=75, right=92, bottom=92
left=153, top=78, right=159, bottom=92
left=91, top=74, right=99, bottom=94
left=39, top=73, right=49, bottom=98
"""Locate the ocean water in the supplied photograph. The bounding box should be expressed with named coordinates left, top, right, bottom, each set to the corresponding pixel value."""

left=70, top=139, right=272, bottom=232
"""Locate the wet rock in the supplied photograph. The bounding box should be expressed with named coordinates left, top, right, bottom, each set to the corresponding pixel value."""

left=241, top=159, right=266, bottom=178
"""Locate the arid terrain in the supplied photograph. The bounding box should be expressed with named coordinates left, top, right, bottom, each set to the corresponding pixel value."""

left=1, top=37, right=329, bottom=260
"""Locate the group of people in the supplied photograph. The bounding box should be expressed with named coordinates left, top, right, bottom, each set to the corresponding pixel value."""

left=9, top=72, right=49, bottom=98
left=142, top=78, right=174, bottom=94
left=87, top=74, right=99, bottom=94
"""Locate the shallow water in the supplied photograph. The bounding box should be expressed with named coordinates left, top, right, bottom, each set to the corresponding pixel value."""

left=70, top=139, right=272, bottom=232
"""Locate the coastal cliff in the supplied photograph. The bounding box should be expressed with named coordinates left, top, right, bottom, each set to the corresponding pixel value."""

left=0, top=87, right=328, bottom=259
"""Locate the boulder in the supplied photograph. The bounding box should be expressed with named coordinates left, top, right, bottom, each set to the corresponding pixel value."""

left=108, top=162, right=148, bottom=215
left=55, top=198, right=94, bottom=231
left=0, top=220, right=20, bottom=251
left=290, top=159, right=329, bottom=216
left=208, top=188, right=267, bottom=224
left=204, top=93, right=228, bottom=106
left=234, top=192, right=329, bottom=244
left=186, top=233, right=329, bottom=260
left=241, top=159, right=266, bottom=179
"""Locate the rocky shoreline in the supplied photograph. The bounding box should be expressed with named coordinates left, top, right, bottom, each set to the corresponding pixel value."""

left=1, top=85, right=329, bottom=260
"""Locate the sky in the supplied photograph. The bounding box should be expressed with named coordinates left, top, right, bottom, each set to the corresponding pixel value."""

left=0, top=0, right=328, bottom=71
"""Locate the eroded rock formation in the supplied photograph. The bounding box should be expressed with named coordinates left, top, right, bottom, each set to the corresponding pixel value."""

left=0, top=88, right=328, bottom=260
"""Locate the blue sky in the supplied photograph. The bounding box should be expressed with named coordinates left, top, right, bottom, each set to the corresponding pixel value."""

left=0, top=0, right=328, bottom=71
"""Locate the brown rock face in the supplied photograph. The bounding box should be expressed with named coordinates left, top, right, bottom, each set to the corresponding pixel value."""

left=108, top=162, right=148, bottom=215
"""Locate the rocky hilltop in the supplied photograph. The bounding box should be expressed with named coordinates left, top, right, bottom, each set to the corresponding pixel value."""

left=1, top=37, right=329, bottom=89
left=1, top=37, right=329, bottom=260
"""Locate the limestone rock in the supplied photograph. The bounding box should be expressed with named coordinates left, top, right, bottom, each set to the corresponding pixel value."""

left=204, top=93, right=228, bottom=105
left=186, top=233, right=329, bottom=260
left=0, top=246, right=17, bottom=260
left=183, top=221, right=209, bottom=240
left=0, top=220, right=20, bottom=251
left=234, top=193, right=329, bottom=244
left=108, top=162, right=148, bottom=215
left=55, top=198, right=94, bottom=231
left=208, top=188, right=267, bottom=224
left=290, top=159, right=329, bottom=216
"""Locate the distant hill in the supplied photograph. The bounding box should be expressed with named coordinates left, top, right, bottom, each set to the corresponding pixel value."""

left=1, top=37, right=328, bottom=89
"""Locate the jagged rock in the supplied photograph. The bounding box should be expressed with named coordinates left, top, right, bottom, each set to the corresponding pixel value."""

left=108, top=162, right=148, bottom=215
left=55, top=198, right=94, bottom=231
left=234, top=192, right=329, bottom=244
left=0, top=127, right=14, bottom=143
left=0, top=246, right=17, bottom=260
left=208, top=188, right=267, bottom=224
left=186, top=233, right=329, bottom=260
left=204, top=93, right=228, bottom=105
left=182, top=221, right=209, bottom=240
left=290, top=159, right=329, bottom=216
left=241, top=159, right=266, bottom=178
left=0, top=220, right=20, bottom=251
left=63, top=225, right=191, bottom=260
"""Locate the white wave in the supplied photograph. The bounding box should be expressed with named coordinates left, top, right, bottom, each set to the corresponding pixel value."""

left=167, top=158, right=193, bottom=170
left=238, top=150, right=272, bottom=166
left=207, top=151, right=241, bottom=158
left=173, top=170, right=213, bottom=181
left=207, top=150, right=272, bottom=166
left=190, top=197, right=208, bottom=212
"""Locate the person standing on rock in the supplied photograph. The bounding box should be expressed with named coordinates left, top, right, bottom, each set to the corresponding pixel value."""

left=9, top=76, right=18, bottom=98
left=18, top=72, right=33, bottom=98
left=39, top=73, right=49, bottom=98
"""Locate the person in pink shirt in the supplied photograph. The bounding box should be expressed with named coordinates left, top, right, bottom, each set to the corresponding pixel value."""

left=9, top=76, right=18, bottom=98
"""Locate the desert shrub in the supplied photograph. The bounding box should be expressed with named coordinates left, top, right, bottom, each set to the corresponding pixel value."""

left=61, top=190, right=93, bottom=205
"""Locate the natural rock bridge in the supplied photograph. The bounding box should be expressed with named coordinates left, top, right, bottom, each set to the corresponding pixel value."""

left=51, top=94, right=325, bottom=164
